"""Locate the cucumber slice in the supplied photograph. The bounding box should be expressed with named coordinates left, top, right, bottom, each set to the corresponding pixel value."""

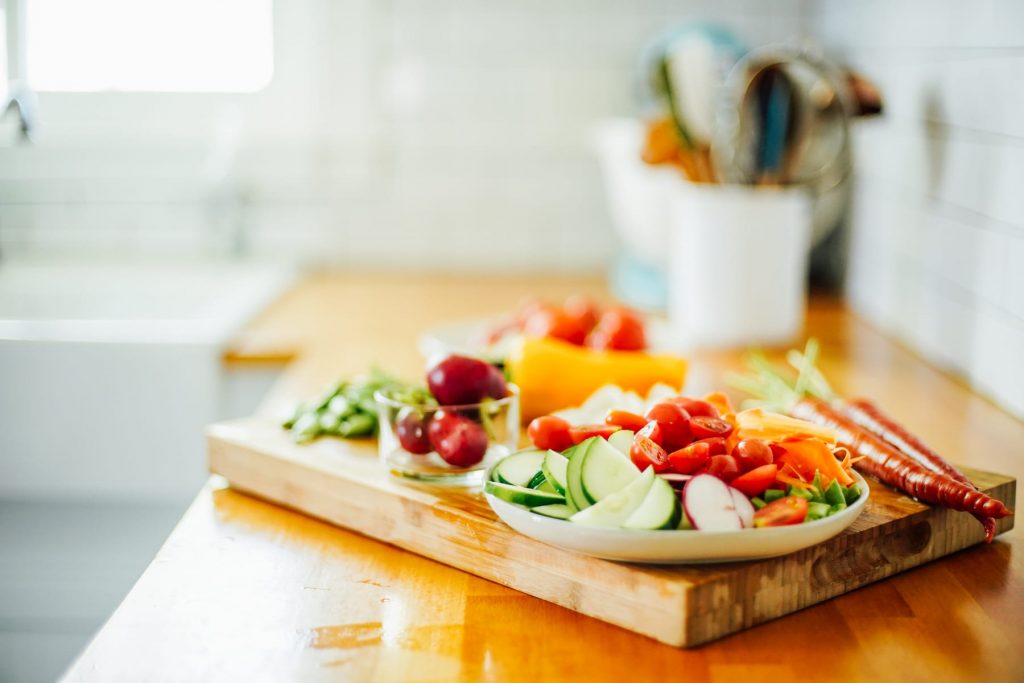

left=527, top=471, right=547, bottom=489
left=485, top=480, right=565, bottom=507
left=570, top=468, right=655, bottom=528
left=606, top=429, right=635, bottom=457
left=541, top=450, right=569, bottom=496
left=565, top=438, right=596, bottom=511
left=494, top=450, right=545, bottom=488
left=531, top=503, right=573, bottom=520
left=536, top=479, right=557, bottom=494
left=623, top=475, right=681, bottom=530
left=580, top=437, right=641, bottom=504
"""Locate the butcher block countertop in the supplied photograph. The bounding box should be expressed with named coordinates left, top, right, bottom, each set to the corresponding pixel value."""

left=63, top=273, right=1024, bottom=682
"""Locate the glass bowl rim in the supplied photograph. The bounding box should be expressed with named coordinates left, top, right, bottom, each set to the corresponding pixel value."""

left=373, top=384, right=519, bottom=411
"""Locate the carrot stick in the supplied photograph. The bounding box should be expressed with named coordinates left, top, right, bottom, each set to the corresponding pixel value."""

left=841, top=397, right=997, bottom=541
left=790, top=397, right=1011, bottom=539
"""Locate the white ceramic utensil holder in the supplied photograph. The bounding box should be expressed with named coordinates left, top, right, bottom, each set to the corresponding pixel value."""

left=668, top=183, right=812, bottom=349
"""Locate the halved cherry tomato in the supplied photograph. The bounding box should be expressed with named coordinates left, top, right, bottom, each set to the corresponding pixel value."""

left=604, top=409, right=649, bottom=432
left=667, top=441, right=712, bottom=474
left=689, top=415, right=734, bottom=440
left=732, top=439, right=774, bottom=472
left=753, top=496, right=809, bottom=527
left=527, top=415, right=574, bottom=451
left=630, top=433, right=669, bottom=473
left=729, top=464, right=779, bottom=497
left=644, top=402, right=692, bottom=451
left=568, top=423, right=620, bottom=445
left=636, top=420, right=663, bottom=445
left=702, top=454, right=741, bottom=482
left=586, top=309, right=646, bottom=351
left=667, top=397, right=720, bottom=419
left=523, top=307, right=589, bottom=346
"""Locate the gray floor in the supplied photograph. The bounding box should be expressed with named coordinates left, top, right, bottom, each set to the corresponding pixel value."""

left=0, top=500, right=185, bottom=683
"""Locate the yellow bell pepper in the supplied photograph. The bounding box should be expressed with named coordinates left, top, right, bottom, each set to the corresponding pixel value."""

left=506, top=337, right=688, bottom=421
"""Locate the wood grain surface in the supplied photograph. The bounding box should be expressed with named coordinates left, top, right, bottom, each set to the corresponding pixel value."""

left=62, top=273, right=1024, bottom=682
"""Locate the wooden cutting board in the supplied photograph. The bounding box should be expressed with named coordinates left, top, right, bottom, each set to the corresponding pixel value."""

left=206, top=417, right=1016, bottom=647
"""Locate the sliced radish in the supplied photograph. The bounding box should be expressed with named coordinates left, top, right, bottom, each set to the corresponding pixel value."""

left=729, top=486, right=755, bottom=528
left=682, top=474, right=743, bottom=531
left=657, top=473, right=692, bottom=490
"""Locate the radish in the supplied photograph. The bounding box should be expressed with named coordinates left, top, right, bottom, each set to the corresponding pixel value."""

left=682, top=474, right=744, bottom=531
left=729, top=486, right=755, bottom=528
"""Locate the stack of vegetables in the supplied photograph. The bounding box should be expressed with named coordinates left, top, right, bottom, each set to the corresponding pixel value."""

left=729, top=339, right=1014, bottom=542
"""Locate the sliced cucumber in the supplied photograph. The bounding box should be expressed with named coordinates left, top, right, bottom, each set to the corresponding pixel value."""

left=494, top=449, right=545, bottom=488
left=580, top=437, right=640, bottom=504
left=485, top=480, right=565, bottom=507
left=531, top=503, right=573, bottom=520
left=527, top=471, right=547, bottom=489
left=565, top=438, right=596, bottom=511
left=623, top=476, right=681, bottom=530
left=606, top=429, right=635, bottom=457
left=536, top=479, right=557, bottom=494
left=541, top=450, right=569, bottom=496
left=570, top=468, right=655, bottom=528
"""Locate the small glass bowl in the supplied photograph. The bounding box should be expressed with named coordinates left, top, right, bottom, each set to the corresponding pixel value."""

left=375, top=387, right=520, bottom=486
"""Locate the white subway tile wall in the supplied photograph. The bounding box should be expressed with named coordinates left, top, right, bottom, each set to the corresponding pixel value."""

left=0, top=0, right=803, bottom=270
left=811, top=0, right=1024, bottom=417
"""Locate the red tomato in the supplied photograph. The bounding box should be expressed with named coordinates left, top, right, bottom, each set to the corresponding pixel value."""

left=689, top=415, right=734, bottom=440
left=732, top=439, right=774, bottom=472
left=753, top=496, right=809, bottom=527
left=523, top=307, right=589, bottom=346
left=636, top=420, right=663, bottom=445
left=562, top=295, right=599, bottom=335
left=527, top=415, right=574, bottom=452
left=604, top=409, right=649, bottom=432
left=586, top=309, right=646, bottom=351
left=729, top=464, right=779, bottom=497
left=703, top=454, right=741, bottom=481
left=630, top=433, right=669, bottom=473
left=644, top=402, right=692, bottom=451
left=699, top=437, right=729, bottom=456
left=666, top=441, right=712, bottom=474
left=667, top=397, right=720, bottom=419
left=568, top=423, right=620, bottom=445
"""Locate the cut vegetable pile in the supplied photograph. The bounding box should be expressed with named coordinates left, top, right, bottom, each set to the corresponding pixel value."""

left=487, top=392, right=864, bottom=532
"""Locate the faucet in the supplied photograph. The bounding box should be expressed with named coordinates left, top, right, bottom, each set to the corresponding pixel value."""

left=3, top=82, right=37, bottom=142
left=2, top=0, right=35, bottom=142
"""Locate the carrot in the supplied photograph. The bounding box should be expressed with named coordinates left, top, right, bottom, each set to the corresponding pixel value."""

left=735, top=408, right=838, bottom=444
left=790, top=397, right=1012, bottom=535
left=841, top=397, right=997, bottom=542
left=702, top=391, right=735, bottom=416
left=775, top=437, right=855, bottom=489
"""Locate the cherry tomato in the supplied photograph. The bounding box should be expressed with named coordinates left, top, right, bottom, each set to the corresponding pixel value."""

left=732, top=439, right=774, bottom=472
left=644, top=402, right=692, bottom=451
left=562, top=295, right=599, bottom=336
left=523, top=307, right=589, bottom=346
left=604, top=409, right=649, bottom=432
left=586, top=309, right=646, bottom=351
left=701, top=437, right=728, bottom=456
left=703, top=454, right=741, bottom=482
left=729, top=464, right=779, bottom=497
left=666, top=441, right=712, bottom=474
left=689, top=415, right=734, bottom=440
left=667, top=397, right=720, bottom=419
left=568, top=423, right=620, bottom=445
left=753, top=496, right=809, bottom=527
left=527, top=415, right=573, bottom=452
left=630, top=433, right=669, bottom=473
left=636, top=420, right=663, bottom=445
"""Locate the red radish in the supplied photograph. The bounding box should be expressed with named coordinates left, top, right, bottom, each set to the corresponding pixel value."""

left=682, top=474, right=744, bottom=531
left=729, top=487, right=755, bottom=528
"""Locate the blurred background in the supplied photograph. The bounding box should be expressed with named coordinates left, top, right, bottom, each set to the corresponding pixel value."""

left=1, top=1, right=1022, bottom=681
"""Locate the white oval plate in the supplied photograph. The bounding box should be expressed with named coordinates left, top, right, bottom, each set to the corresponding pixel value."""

left=418, top=316, right=679, bottom=361
left=484, top=471, right=869, bottom=564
